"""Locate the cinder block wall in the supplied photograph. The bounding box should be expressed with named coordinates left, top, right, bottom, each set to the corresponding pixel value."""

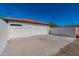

left=50, top=27, right=75, bottom=37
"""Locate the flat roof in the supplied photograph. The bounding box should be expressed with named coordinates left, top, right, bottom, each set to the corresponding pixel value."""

left=3, top=18, right=51, bottom=26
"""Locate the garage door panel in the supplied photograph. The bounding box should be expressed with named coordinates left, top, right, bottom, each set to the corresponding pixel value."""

left=10, top=25, right=49, bottom=39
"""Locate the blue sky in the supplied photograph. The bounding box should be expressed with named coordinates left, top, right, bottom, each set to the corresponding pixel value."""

left=0, top=3, right=79, bottom=25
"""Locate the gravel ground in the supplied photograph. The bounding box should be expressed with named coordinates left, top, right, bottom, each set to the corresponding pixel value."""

left=1, top=35, right=75, bottom=56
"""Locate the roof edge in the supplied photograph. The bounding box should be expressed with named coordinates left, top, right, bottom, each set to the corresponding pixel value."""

left=2, top=18, right=52, bottom=26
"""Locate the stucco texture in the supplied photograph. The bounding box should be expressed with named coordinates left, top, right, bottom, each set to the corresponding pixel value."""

left=0, top=19, right=8, bottom=55
left=50, top=27, right=75, bottom=37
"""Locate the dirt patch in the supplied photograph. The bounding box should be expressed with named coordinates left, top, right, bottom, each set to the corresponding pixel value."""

left=55, top=39, right=79, bottom=56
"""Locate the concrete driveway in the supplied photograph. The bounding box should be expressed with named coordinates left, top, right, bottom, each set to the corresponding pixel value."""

left=1, top=35, right=75, bottom=56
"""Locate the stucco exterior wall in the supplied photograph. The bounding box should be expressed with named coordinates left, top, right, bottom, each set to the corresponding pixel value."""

left=75, top=27, right=79, bottom=36
left=9, top=22, right=50, bottom=39
left=50, top=27, right=75, bottom=37
left=0, top=19, right=9, bottom=55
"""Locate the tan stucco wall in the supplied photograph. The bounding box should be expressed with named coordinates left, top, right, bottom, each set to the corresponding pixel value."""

left=75, top=27, right=79, bottom=37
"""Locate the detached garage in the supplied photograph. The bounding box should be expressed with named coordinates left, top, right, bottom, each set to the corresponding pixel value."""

left=0, top=18, right=51, bottom=54
left=4, top=18, right=51, bottom=39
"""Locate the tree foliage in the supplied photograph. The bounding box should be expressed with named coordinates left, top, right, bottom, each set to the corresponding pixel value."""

left=50, top=22, right=58, bottom=28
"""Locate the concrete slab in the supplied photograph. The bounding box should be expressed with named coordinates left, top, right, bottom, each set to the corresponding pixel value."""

left=1, top=35, right=76, bottom=56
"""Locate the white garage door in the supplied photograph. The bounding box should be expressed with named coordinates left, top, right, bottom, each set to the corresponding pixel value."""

left=9, top=23, right=50, bottom=39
